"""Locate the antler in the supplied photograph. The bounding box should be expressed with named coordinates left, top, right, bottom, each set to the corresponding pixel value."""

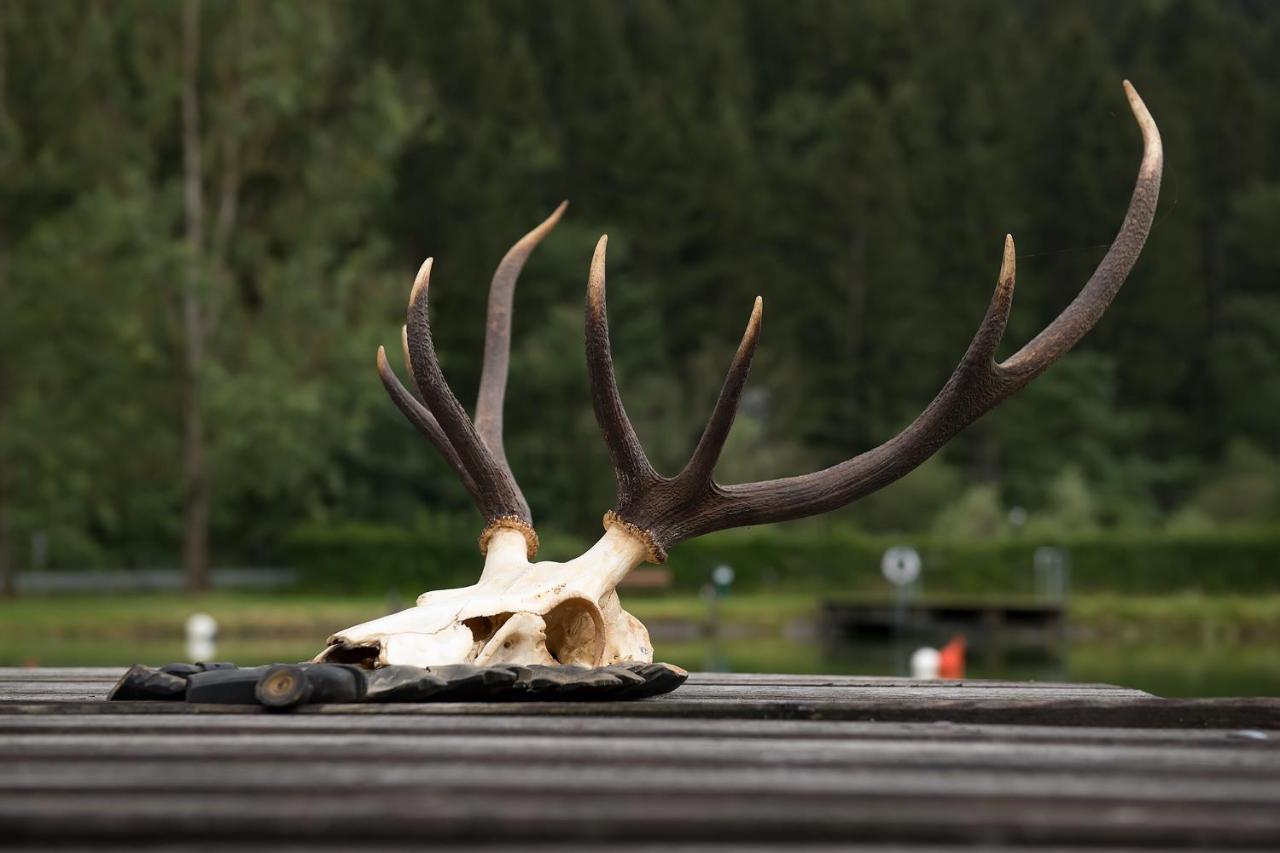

left=587, top=81, right=1162, bottom=561
left=376, top=203, right=567, bottom=558
left=474, top=203, right=569, bottom=481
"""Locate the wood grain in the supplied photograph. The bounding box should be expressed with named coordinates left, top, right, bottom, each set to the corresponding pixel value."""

left=1, top=668, right=1276, bottom=847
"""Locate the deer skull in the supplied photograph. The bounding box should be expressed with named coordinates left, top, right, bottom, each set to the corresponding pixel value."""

left=319, top=82, right=1162, bottom=670
left=316, top=524, right=654, bottom=668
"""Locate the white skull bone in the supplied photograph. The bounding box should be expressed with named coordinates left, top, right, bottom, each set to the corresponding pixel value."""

left=315, top=525, right=653, bottom=668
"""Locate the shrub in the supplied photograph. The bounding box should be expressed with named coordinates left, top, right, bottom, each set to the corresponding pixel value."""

left=283, top=523, right=1280, bottom=598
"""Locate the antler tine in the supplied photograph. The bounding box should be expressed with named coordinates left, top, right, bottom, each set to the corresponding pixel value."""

left=375, top=345, right=480, bottom=500
left=588, top=81, right=1162, bottom=557
left=703, top=81, right=1163, bottom=532
left=1001, top=80, right=1162, bottom=381
left=404, top=258, right=537, bottom=556
left=965, top=234, right=1019, bottom=369
left=698, top=249, right=1006, bottom=537
left=586, top=236, right=659, bottom=495
left=584, top=239, right=765, bottom=561
left=679, top=297, right=764, bottom=485
left=474, top=202, right=568, bottom=469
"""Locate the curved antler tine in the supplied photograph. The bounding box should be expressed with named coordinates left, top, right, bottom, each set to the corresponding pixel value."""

left=596, top=82, right=1161, bottom=556
left=963, top=235, right=1017, bottom=368
left=1000, top=81, right=1162, bottom=380
left=586, top=236, right=657, bottom=494
left=474, top=201, right=568, bottom=464
left=680, top=297, right=764, bottom=485
left=376, top=346, right=480, bottom=498
left=405, top=258, right=534, bottom=532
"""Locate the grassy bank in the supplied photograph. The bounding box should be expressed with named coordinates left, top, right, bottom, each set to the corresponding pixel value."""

left=287, top=525, right=1280, bottom=596
left=3, top=591, right=1279, bottom=646
left=3, top=593, right=1278, bottom=697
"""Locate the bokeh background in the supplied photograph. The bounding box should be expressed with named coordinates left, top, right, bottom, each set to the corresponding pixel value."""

left=1, top=1, right=1277, bottom=694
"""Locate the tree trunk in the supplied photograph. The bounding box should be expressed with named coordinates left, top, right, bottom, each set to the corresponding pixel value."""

left=181, top=0, right=210, bottom=592
left=0, top=376, right=11, bottom=597
left=0, top=5, right=12, bottom=599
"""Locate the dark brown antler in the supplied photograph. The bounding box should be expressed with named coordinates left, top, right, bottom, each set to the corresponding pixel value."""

left=377, top=204, right=566, bottom=557
left=587, top=81, right=1162, bottom=561
left=475, top=202, right=568, bottom=481
left=586, top=239, right=764, bottom=562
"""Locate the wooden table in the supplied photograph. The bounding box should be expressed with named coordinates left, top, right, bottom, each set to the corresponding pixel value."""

left=3, top=668, right=1279, bottom=849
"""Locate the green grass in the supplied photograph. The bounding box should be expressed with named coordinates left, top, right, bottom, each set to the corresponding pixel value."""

left=1070, top=592, right=1280, bottom=640
left=0, top=592, right=390, bottom=642
left=3, top=591, right=1279, bottom=696
left=4, top=590, right=1280, bottom=648
left=624, top=592, right=818, bottom=628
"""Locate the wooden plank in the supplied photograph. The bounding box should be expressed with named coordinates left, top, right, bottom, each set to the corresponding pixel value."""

left=0, top=671, right=1167, bottom=717
left=686, top=672, right=1142, bottom=692
left=5, top=759, right=1279, bottom=803
left=0, top=845, right=1210, bottom=853
left=0, top=676, right=1162, bottom=696
left=2, top=695, right=1278, bottom=728
left=4, top=730, right=1276, bottom=772
left=0, top=713, right=1273, bottom=747
left=660, top=684, right=1157, bottom=701
left=1, top=668, right=1277, bottom=847
left=2, top=742, right=1269, bottom=778
left=0, top=672, right=1163, bottom=700
left=3, top=687, right=138, bottom=702
left=0, top=683, right=117, bottom=695
left=5, top=681, right=1142, bottom=698
left=0, top=678, right=1157, bottom=698
left=0, top=668, right=126, bottom=681
left=3, top=789, right=1278, bottom=846
left=0, top=667, right=1151, bottom=693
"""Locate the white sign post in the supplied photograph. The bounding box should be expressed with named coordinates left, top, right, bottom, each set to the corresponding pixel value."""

left=711, top=564, right=736, bottom=591
left=881, top=546, right=921, bottom=588
left=184, top=612, right=218, bottom=662
left=882, top=545, right=923, bottom=678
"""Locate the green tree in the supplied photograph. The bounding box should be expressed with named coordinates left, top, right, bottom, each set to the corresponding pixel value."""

left=3, top=0, right=1279, bottom=576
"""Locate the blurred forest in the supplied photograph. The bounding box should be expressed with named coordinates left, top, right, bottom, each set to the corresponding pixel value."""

left=1, top=1, right=1278, bottom=587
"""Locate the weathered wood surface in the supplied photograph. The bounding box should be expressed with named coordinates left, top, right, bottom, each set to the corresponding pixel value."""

left=2, top=668, right=1278, bottom=848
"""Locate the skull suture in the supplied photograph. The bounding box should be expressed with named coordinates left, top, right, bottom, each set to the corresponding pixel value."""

left=319, top=82, right=1161, bottom=669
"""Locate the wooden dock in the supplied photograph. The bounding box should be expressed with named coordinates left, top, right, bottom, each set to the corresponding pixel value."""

left=821, top=599, right=1065, bottom=644
left=3, top=667, right=1279, bottom=849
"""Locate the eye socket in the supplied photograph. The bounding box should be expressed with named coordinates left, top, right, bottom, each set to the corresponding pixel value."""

left=465, top=602, right=604, bottom=666
left=543, top=597, right=605, bottom=667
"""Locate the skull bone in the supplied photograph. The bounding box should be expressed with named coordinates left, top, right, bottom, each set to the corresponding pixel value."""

left=315, top=525, right=653, bottom=668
